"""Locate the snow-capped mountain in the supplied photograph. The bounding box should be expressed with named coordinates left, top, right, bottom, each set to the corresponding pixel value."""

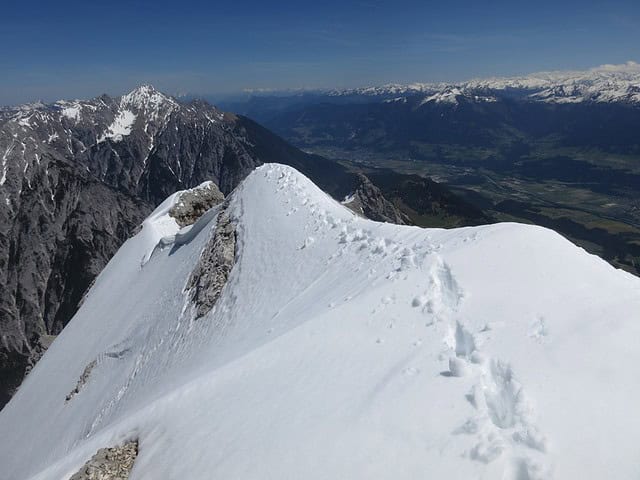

left=330, top=61, right=640, bottom=105
left=2, top=85, right=481, bottom=409
left=1, top=164, right=638, bottom=479
left=0, top=86, right=322, bottom=406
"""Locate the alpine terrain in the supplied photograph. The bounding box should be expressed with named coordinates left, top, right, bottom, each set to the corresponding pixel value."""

left=221, top=62, right=640, bottom=275
left=0, top=86, right=484, bottom=407
left=1, top=164, right=638, bottom=479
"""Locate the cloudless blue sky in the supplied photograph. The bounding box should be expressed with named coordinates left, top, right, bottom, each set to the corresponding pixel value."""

left=2, top=0, right=640, bottom=104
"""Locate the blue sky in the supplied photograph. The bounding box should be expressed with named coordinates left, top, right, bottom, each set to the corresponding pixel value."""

left=2, top=0, right=640, bottom=104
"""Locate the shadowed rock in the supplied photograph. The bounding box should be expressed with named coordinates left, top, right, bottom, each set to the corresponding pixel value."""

left=187, top=209, right=236, bottom=318
left=343, top=173, right=409, bottom=225
left=65, top=359, right=97, bottom=402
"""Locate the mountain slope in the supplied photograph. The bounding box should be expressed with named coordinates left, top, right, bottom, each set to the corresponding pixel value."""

left=1, top=164, right=639, bottom=479
left=0, top=86, right=483, bottom=407
left=0, top=86, right=267, bottom=405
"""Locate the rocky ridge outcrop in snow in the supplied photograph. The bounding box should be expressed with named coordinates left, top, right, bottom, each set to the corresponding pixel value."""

left=69, top=441, right=138, bottom=480
left=169, top=182, right=225, bottom=228
left=0, top=86, right=485, bottom=408
left=187, top=207, right=236, bottom=318
left=66, top=360, right=98, bottom=403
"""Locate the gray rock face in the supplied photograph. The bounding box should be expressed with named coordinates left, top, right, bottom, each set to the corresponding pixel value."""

left=65, top=359, right=97, bottom=402
left=0, top=150, right=151, bottom=406
left=187, top=209, right=236, bottom=318
left=68, top=440, right=138, bottom=480
left=344, top=173, right=410, bottom=225
left=169, top=182, right=225, bottom=228
left=0, top=87, right=264, bottom=407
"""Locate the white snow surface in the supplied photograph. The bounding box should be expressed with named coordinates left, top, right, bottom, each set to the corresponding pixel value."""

left=59, top=103, right=82, bottom=122
left=97, top=110, right=136, bottom=143
left=1, top=164, right=640, bottom=480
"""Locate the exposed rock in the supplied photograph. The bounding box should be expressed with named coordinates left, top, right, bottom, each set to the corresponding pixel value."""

left=187, top=209, right=236, bottom=318
left=169, top=182, right=224, bottom=227
left=0, top=89, right=260, bottom=407
left=343, top=173, right=410, bottom=225
left=65, top=359, right=97, bottom=402
left=69, top=440, right=138, bottom=480
left=24, top=334, right=57, bottom=376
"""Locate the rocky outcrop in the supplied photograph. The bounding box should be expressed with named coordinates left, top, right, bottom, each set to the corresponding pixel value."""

left=343, top=173, right=410, bottom=225
left=65, top=359, right=97, bottom=402
left=187, top=209, right=236, bottom=318
left=169, top=182, right=225, bottom=228
left=69, top=440, right=138, bottom=480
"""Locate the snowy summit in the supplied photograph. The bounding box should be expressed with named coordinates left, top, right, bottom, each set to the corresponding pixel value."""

left=1, top=164, right=639, bottom=479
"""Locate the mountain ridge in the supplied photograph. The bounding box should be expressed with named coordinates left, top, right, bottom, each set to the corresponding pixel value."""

left=1, top=164, right=638, bottom=479
left=0, top=85, right=485, bottom=408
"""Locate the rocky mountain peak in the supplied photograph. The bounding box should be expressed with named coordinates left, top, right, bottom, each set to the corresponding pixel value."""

left=120, top=84, right=177, bottom=112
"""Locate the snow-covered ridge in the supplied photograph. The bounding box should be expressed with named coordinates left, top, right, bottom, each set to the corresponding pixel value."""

left=332, top=61, right=640, bottom=105
left=2, top=84, right=179, bottom=128
left=120, top=84, right=179, bottom=114
left=1, top=164, right=639, bottom=479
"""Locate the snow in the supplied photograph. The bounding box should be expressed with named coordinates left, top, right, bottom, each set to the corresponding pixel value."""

left=120, top=85, right=178, bottom=125
left=116, top=85, right=178, bottom=148
left=419, top=87, right=463, bottom=105
left=335, top=61, right=640, bottom=105
left=1, top=164, right=640, bottom=479
left=61, top=105, right=81, bottom=122
left=97, top=110, right=136, bottom=143
left=121, top=85, right=177, bottom=112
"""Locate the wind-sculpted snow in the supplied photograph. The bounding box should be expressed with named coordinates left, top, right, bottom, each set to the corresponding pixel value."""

left=1, top=164, right=639, bottom=479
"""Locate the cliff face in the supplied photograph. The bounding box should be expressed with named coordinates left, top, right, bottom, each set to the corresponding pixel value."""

left=0, top=152, right=153, bottom=404
left=0, top=88, right=266, bottom=405
left=2, top=164, right=639, bottom=480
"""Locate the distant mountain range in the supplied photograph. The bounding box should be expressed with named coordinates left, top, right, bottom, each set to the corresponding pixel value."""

left=3, top=63, right=639, bottom=408
left=215, top=62, right=640, bottom=277
left=207, top=61, right=640, bottom=109
left=329, top=61, right=640, bottom=105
